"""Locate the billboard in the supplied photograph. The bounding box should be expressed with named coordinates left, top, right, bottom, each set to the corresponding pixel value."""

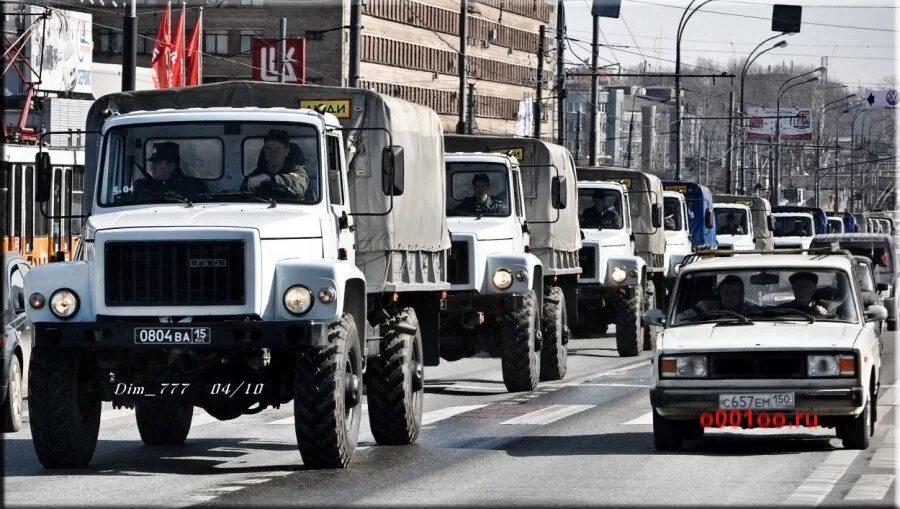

left=745, top=106, right=812, bottom=142
left=29, top=7, right=93, bottom=94
left=250, top=37, right=306, bottom=83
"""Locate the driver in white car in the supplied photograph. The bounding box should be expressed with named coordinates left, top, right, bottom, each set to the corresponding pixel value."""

left=680, top=275, right=759, bottom=319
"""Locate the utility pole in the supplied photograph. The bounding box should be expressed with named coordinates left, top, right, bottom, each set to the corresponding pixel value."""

left=725, top=90, right=734, bottom=193
left=466, top=82, right=475, bottom=134
left=122, top=0, right=136, bottom=91
left=588, top=15, right=600, bottom=165
left=575, top=108, right=583, bottom=161
left=456, top=0, right=468, bottom=134
left=555, top=1, right=566, bottom=146
left=348, top=0, right=362, bottom=87
left=534, top=24, right=546, bottom=140
left=277, top=18, right=287, bottom=83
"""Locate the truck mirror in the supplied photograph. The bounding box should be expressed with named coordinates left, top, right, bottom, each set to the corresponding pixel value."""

left=652, top=203, right=662, bottom=228
left=704, top=209, right=713, bottom=229
left=35, top=152, right=53, bottom=203
left=767, top=216, right=774, bottom=232
left=381, top=145, right=405, bottom=196
left=551, top=176, right=567, bottom=209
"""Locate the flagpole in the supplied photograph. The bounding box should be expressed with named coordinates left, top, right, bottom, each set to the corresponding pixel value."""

left=181, top=1, right=186, bottom=86
left=198, top=6, right=203, bottom=84
left=167, top=0, right=172, bottom=87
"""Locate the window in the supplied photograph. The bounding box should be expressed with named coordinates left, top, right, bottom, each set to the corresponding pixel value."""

left=239, top=0, right=264, bottom=5
left=445, top=162, right=511, bottom=218
left=326, top=135, right=344, bottom=205
left=9, top=265, right=26, bottom=311
left=138, top=31, right=155, bottom=55
left=240, top=29, right=262, bottom=54
left=512, top=170, right=523, bottom=217
left=99, top=28, right=123, bottom=54
left=663, top=196, right=684, bottom=231
left=204, top=30, right=229, bottom=55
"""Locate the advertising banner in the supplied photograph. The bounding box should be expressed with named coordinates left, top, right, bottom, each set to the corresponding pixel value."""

left=745, top=106, right=812, bottom=142
left=250, top=37, right=306, bottom=83
left=29, top=7, right=93, bottom=94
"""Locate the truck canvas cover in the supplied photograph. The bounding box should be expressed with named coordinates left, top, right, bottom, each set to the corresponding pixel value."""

left=773, top=205, right=828, bottom=235
left=443, top=135, right=581, bottom=255
left=576, top=166, right=665, bottom=266
left=83, top=81, right=450, bottom=255
left=662, top=181, right=717, bottom=249
left=714, top=194, right=774, bottom=249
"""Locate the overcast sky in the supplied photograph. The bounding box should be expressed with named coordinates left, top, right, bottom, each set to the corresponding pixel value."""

left=563, top=0, right=898, bottom=91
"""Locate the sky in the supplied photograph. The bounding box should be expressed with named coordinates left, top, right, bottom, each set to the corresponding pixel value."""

left=562, top=0, right=898, bottom=91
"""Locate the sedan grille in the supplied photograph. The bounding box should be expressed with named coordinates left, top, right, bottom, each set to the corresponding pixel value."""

left=708, top=353, right=806, bottom=379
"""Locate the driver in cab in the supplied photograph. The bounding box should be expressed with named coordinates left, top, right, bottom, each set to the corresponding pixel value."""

left=453, top=173, right=507, bottom=215
left=242, top=129, right=309, bottom=200
left=133, top=142, right=208, bottom=198
left=679, top=276, right=759, bottom=320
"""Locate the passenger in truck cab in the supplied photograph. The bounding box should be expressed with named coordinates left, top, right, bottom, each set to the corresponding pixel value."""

left=242, top=129, right=310, bottom=201
left=134, top=141, right=209, bottom=198
left=718, top=213, right=744, bottom=235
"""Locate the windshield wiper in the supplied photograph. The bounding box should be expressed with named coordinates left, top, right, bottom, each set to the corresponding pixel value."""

left=750, top=308, right=816, bottom=324
left=161, top=190, right=194, bottom=207
left=196, top=191, right=276, bottom=208
left=693, top=310, right=753, bottom=325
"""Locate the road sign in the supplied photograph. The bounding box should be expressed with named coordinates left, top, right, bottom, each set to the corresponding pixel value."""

left=250, top=38, right=306, bottom=83
left=865, top=89, right=898, bottom=109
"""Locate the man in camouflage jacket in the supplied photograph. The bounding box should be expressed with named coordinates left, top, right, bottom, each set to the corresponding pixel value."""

left=243, top=129, right=309, bottom=200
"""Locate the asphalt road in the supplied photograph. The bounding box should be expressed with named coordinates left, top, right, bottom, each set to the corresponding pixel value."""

left=3, top=332, right=897, bottom=507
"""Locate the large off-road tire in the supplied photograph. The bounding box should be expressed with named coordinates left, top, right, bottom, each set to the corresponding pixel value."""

left=135, top=398, right=193, bottom=446
left=500, top=290, right=540, bottom=392
left=366, top=307, right=424, bottom=445
left=540, top=286, right=568, bottom=381
left=642, top=281, right=659, bottom=352
left=615, top=284, right=643, bottom=357
left=294, top=313, right=363, bottom=469
left=842, top=388, right=874, bottom=450
left=2, top=355, right=23, bottom=432
left=652, top=408, right=683, bottom=451
left=28, top=348, right=101, bottom=468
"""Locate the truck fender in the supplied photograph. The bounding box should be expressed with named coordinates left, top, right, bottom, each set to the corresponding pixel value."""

left=25, top=261, right=94, bottom=323
left=604, top=256, right=646, bottom=288
left=483, top=252, right=542, bottom=295
left=275, top=260, right=366, bottom=331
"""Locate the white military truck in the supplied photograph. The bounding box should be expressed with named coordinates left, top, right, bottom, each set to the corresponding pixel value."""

left=712, top=203, right=755, bottom=251
left=713, top=195, right=774, bottom=250
left=575, top=166, right=666, bottom=355
left=773, top=212, right=816, bottom=249
left=662, top=191, right=692, bottom=289
left=442, top=136, right=582, bottom=388
left=23, top=82, right=449, bottom=469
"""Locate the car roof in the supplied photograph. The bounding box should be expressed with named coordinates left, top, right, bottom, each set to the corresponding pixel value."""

left=812, top=233, right=894, bottom=244
left=683, top=254, right=853, bottom=273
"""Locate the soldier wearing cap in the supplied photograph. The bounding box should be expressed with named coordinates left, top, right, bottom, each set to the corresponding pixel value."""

left=242, top=129, right=309, bottom=200
left=452, top=173, right=507, bottom=215
left=581, top=189, right=621, bottom=229
left=134, top=142, right=208, bottom=198
left=780, top=271, right=829, bottom=317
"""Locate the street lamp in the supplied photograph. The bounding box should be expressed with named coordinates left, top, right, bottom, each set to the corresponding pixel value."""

left=675, top=0, right=718, bottom=181
left=772, top=74, right=819, bottom=204
left=813, top=94, right=854, bottom=207
left=738, top=37, right=788, bottom=193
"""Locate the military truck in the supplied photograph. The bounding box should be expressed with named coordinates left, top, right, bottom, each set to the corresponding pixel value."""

left=713, top=194, right=774, bottom=250
left=443, top=136, right=581, bottom=385
left=575, top=166, right=666, bottom=355
left=23, top=82, right=449, bottom=470
left=661, top=181, right=717, bottom=296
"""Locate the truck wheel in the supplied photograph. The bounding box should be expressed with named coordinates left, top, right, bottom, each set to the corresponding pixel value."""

left=652, top=408, right=683, bottom=451
left=500, top=290, right=540, bottom=392
left=366, top=307, right=424, bottom=445
left=540, top=286, right=568, bottom=381
left=642, top=282, right=659, bottom=352
left=135, top=399, right=193, bottom=446
left=28, top=348, right=101, bottom=468
left=2, top=355, right=23, bottom=432
left=294, top=313, right=362, bottom=469
left=615, top=285, right=643, bottom=357
left=842, top=389, right=874, bottom=450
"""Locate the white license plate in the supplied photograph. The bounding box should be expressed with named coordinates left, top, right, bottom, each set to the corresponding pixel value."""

left=134, top=327, right=211, bottom=345
left=718, top=392, right=794, bottom=410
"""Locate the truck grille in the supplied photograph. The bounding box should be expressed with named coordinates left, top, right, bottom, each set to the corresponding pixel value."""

left=579, top=246, right=597, bottom=279
left=448, top=240, right=470, bottom=285
left=708, top=353, right=806, bottom=379
left=105, top=240, right=245, bottom=306
left=718, top=244, right=733, bottom=251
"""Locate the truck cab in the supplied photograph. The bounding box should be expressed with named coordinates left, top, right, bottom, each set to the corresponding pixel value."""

left=827, top=216, right=846, bottom=234
left=773, top=212, right=816, bottom=249
left=713, top=203, right=755, bottom=251
left=662, top=190, right=691, bottom=288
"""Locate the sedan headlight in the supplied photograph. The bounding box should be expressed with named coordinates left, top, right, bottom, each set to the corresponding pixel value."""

left=808, top=354, right=855, bottom=377
left=492, top=269, right=513, bottom=290
left=49, top=289, right=79, bottom=319
left=283, top=285, right=313, bottom=315
left=611, top=267, right=628, bottom=284
left=660, top=355, right=708, bottom=378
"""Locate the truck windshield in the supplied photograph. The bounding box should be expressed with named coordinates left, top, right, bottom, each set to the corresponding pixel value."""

left=671, top=268, right=858, bottom=326
left=578, top=188, right=624, bottom=230
left=99, top=122, right=321, bottom=206
left=663, top=196, right=683, bottom=231
left=774, top=216, right=813, bottom=237
left=715, top=208, right=748, bottom=236
left=828, top=218, right=844, bottom=233
left=445, top=162, right=511, bottom=217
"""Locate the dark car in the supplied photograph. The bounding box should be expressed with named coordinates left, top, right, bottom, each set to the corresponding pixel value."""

left=3, top=254, right=31, bottom=432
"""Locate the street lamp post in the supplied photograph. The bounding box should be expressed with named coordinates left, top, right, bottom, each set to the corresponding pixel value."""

left=848, top=107, right=872, bottom=213
left=772, top=68, right=824, bottom=204
left=815, top=95, right=854, bottom=208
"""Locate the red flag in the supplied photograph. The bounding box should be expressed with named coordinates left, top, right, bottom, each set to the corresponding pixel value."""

left=151, top=2, right=172, bottom=88
left=185, top=11, right=202, bottom=86
left=170, top=7, right=185, bottom=87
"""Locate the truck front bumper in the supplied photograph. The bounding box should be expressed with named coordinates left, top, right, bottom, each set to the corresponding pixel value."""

left=442, top=291, right=528, bottom=313
left=33, top=319, right=331, bottom=349
left=650, top=386, right=865, bottom=418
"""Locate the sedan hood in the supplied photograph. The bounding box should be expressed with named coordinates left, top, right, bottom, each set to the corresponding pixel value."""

left=660, top=322, right=861, bottom=352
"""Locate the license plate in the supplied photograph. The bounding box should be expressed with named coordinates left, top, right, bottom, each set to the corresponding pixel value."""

left=718, top=392, right=794, bottom=410
left=134, top=327, right=211, bottom=345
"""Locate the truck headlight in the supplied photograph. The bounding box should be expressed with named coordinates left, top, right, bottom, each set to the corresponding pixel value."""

left=492, top=269, right=513, bottom=290
left=284, top=285, right=313, bottom=315
left=611, top=267, right=628, bottom=284
left=660, top=355, right=708, bottom=378
left=808, top=354, right=855, bottom=377
left=49, top=289, right=79, bottom=319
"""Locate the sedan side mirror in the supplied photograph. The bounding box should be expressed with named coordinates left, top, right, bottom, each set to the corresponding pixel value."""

left=643, top=308, right=666, bottom=327
left=865, top=304, right=888, bottom=323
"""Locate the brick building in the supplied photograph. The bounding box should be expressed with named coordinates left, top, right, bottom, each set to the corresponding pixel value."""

left=71, top=0, right=555, bottom=135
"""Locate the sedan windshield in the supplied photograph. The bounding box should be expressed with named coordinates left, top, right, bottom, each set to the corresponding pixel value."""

left=671, top=268, right=858, bottom=326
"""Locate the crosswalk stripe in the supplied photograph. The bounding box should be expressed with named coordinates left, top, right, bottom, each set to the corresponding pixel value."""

left=783, top=449, right=861, bottom=505
left=844, top=474, right=895, bottom=501
left=623, top=411, right=654, bottom=425
left=190, top=411, right=218, bottom=428
left=881, top=387, right=898, bottom=405
left=421, top=404, right=488, bottom=425
left=884, top=425, right=897, bottom=445
left=501, top=404, right=594, bottom=425
left=869, top=448, right=895, bottom=470
left=100, top=408, right=136, bottom=421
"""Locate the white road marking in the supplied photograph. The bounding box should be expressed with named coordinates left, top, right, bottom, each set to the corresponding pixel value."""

left=425, top=384, right=508, bottom=393
left=190, top=411, right=218, bottom=428
left=844, top=474, right=895, bottom=501
left=884, top=425, right=897, bottom=446
left=185, top=495, right=218, bottom=502
left=568, top=382, right=651, bottom=388
left=208, top=486, right=245, bottom=492
left=869, top=448, right=896, bottom=470
left=100, top=408, right=136, bottom=421
left=420, top=404, right=488, bottom=425
left=566, top=360, right=650, bottom=385
left=880, top=387, right=898, bottom=405
left=501, top=404, right=594, bottom=425
left=233, top=478, right=271, bottom=485
left=623, top=411, right=654, bottom=425
left=783, top=449, right=861, bottom=505
left=266, top=416, right=296, bottom=425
